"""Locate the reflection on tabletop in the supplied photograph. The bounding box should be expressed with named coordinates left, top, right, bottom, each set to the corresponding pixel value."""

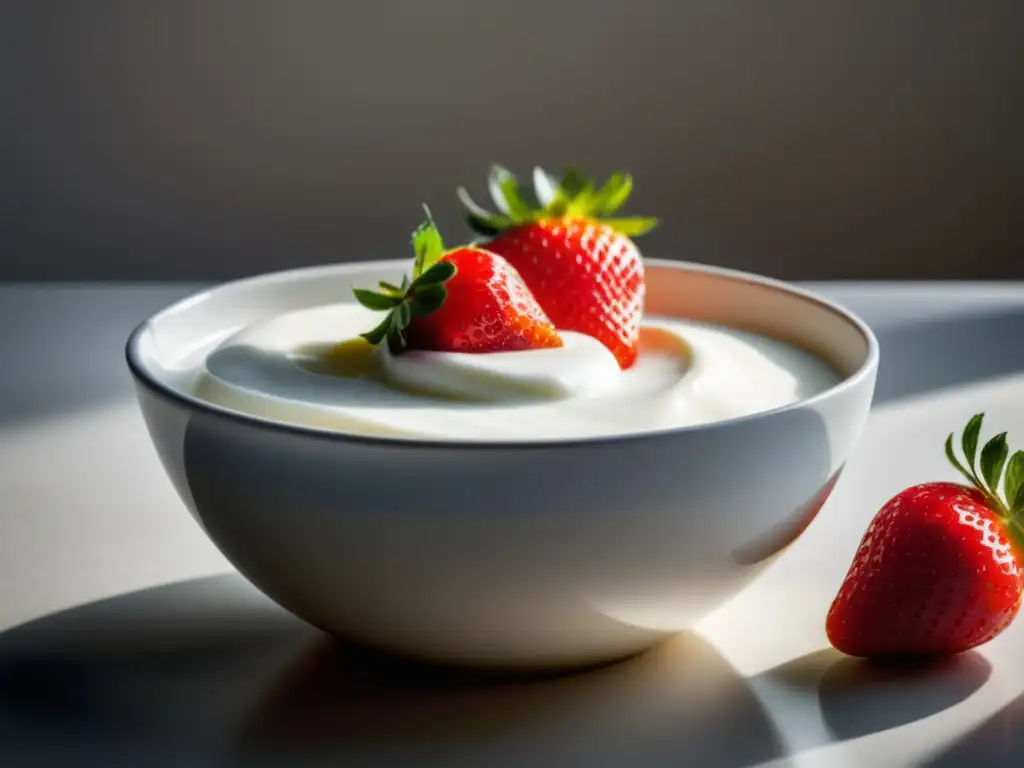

left=0, top=574, right=1010, bottom=767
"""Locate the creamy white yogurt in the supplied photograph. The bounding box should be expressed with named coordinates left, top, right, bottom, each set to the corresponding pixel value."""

left=191, top=303, right=840, bottom=441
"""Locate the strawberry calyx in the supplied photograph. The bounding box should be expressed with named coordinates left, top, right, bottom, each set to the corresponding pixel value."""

left=945, top=413, right=1024, bottom=547
left=353, top=206, right=456, bottom=351
left=458, top=164, right=659, bottom=239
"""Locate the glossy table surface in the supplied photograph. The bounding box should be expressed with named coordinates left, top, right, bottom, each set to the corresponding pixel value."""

left=2, top=282, right=1024, bottom=767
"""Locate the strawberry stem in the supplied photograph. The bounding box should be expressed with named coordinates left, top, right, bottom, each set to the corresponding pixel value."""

left=352, top=209, right=457, bottom=351
left=458, top=164, right=658, bottom=239
left=946, top=413, right=1024, bottom=547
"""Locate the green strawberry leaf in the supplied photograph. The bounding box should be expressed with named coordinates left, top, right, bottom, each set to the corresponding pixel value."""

left=488, top=165, right=533, bottom=221
left=601, top=216, right=660, bottom=237
left=533, top=166, right=559, bottom=208
left=946, top=433, right=978, bottom=487
left=545, top=197, right=570, bottom=218
left=468, top=215, right=506, bottom=236
left=589, top=172, right=633, bottom=216
left=385, top=304, right=411, bottom=350
left=389, top=325, right=406, bottom=350
left=353, top=289, right=402, bottom=311
left=409, top=284, right=446, bottom=316
left=395, top=300, right=412, bottom=329
left=559, top=166, right=591, bottom=202
left=411, top=207, right=445, bottom=278
left=458, top=164, right=656, bottom=237
left=457, top=187, right=513, bottom=234
left=413, top=260, right=456, bottom=288
left=962, top=413, right=984, bottom=470
left=980, top=432, right=1009, bottom=493
left=1003, top=450, right=1024, bottom=509
left=1013, top=482, right=1024, bottom=517
left=355, top=208, right=459, bottom=350
left=360, top=316, right=392, bottom=346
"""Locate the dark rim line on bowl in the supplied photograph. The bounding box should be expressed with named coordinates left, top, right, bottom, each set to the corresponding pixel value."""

left=125, top=258, right=880, bottom=450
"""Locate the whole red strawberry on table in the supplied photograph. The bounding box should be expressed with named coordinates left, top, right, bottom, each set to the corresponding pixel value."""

left=352, top=206, right=563, bottom=354
left=827, top=414, right=1024, bottom=658
left=457, top=164, right=657, bottom=369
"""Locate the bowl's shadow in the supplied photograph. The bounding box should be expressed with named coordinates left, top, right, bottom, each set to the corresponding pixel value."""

left=231, top=631, right=782, bottom=767
left=0, top=574, right=313, bottom=762
left=0, top=574, right=783, bottom=767
left=0, top=574, right=1001, bottom=766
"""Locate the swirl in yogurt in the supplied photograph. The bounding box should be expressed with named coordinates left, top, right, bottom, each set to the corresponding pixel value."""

left=191, top=303, right=840, bottom=441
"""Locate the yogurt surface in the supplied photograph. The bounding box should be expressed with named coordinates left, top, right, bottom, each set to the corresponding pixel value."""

left=190, top=303, right=840, bottom=441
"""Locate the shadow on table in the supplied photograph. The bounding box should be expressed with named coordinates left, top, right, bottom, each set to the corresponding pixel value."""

left=203, top=621, right=991, bottom=766
left=234, top=634, right=784, bottom=767
left=0, top=574, right=782, bottom=767
left=757, top=648, right=991, bottom=743
left=0, top=573, right=996, bottom=767
left=870, top=307, right=1024, bottom=405
left=921, top=687, right=1024, bottom=766
left=0, top=574, right=311, bottom=765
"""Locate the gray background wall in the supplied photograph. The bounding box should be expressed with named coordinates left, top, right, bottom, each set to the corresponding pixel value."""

left=1, top=1, right=1021, bottom=281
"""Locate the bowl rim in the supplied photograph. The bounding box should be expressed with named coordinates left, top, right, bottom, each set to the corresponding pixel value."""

left=126, top=258, right=880, bottom=450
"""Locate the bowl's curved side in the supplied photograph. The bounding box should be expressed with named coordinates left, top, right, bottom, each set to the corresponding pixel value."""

left=131, top=356, right=875, bottom=669
left=126, top=257, right=879, bottom=668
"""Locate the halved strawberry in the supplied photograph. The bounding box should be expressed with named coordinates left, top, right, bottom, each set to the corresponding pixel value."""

left=457, top=165, right=657, bottom=368
left=353, top=208, right=562, bottom=353
left=826, top=414, right=1024, bottom=658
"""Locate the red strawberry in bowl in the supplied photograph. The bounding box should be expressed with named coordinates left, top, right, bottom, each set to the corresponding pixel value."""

left=457, top=165, right=657, bottom=369
left=353, top=207, right=563, bottom=353
left=826, top=414, right=1024, bottom=658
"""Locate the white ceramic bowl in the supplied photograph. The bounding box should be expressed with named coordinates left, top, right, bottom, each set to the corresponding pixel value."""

left=127, top=259, right=878, bottom=670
